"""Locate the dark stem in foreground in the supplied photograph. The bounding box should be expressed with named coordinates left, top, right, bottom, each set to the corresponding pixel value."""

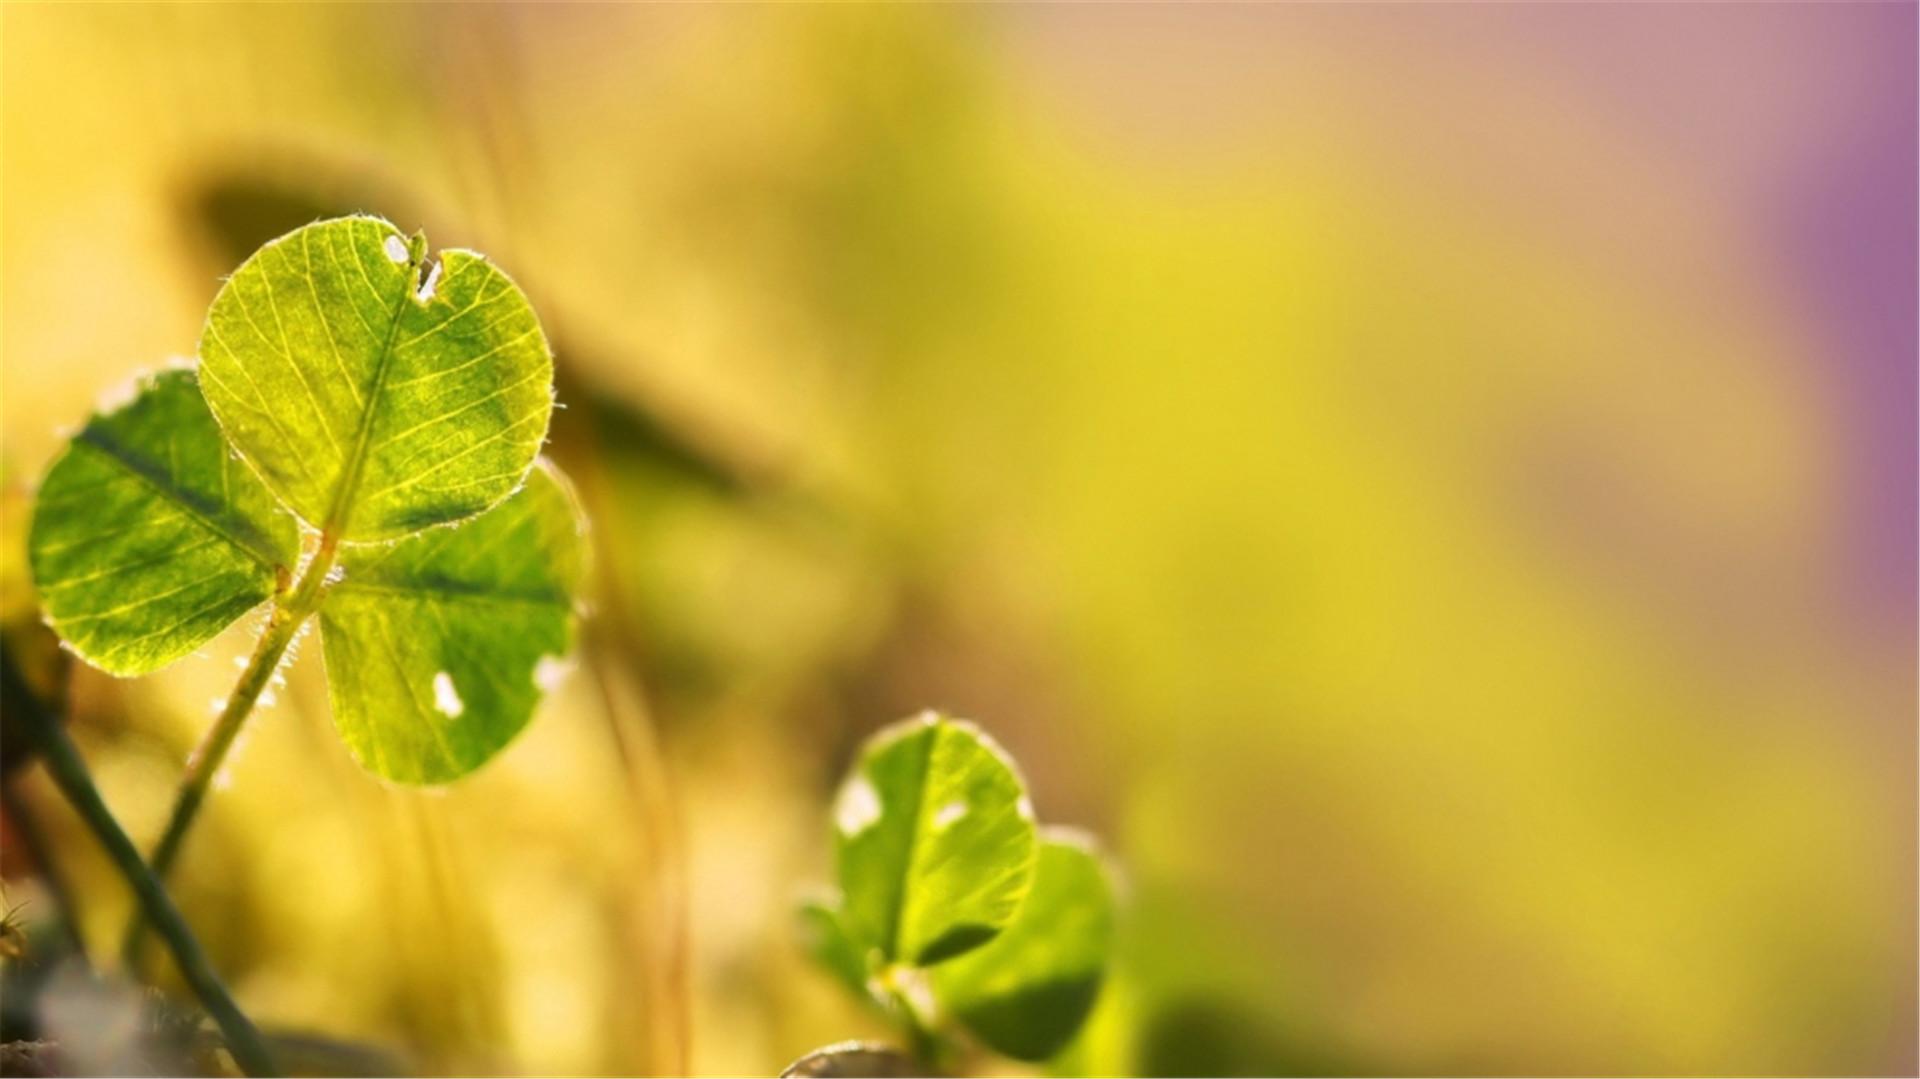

left=13, top=691, right=279, bottom=1077
left=0, top=778, right=87, bottom=961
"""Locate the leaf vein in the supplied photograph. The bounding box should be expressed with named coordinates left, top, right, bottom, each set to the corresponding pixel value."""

left=303, top=228, right=366, bottom=409
left=56, top=566, right=242, bottom=624
left=66, top=437, right=286, bottom=570
left=369, top=367, right=547, bottom=452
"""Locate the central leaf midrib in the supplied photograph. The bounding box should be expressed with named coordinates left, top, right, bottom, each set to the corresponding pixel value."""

left=320, top=238, right=423, bottom=538
left=74, top=435, right=284, bottom=573
left=887, top=723, right=943, bottom=962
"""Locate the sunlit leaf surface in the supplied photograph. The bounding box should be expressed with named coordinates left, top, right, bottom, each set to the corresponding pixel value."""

left=934, top=830, right=1115, bottom=1061
left=198, top=216, right=552, bottom=542
left=28, top=368, right=299, bottom=675
left=318, top=460, right=585, bottom=784
left=834, top=713, right=1037, bottom=966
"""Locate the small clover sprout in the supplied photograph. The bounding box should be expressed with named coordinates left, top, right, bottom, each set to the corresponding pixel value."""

left=795, top=713, right=1118, bottom=1072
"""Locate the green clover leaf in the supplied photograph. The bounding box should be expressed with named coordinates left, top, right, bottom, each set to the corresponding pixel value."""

left=28, top=217, right=585, bottom=785
left=933, top=830, right=1117, bottom=1061
left=29, top=368, right=299, bottom=675
left=802, top=718, right=1118, bottom=1068
left=20, top=213, right=588, bottom=1074
left=833, top=713, right=1039, bottom=967
left=197, top=216, right=552, bottom=542
left=319, top=460, right=586, bottom=784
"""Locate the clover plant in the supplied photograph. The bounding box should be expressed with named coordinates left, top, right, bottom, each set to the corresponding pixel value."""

left=794, top=713, right=1116, bottom=1074
left=21, top=216, right=586, bottom=1074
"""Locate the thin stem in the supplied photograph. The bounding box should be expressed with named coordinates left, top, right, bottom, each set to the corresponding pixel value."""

left=878, top=967, right=951, bottom=1074
left=123, top=532, right=342, bottom=972
left=16, top=693, right=279, bottom=1076
left=562, top=407, right=692, bottom=1075
left=584, top=635, right=690, bottom=1074
left=0, top=778, right=87, bottom=961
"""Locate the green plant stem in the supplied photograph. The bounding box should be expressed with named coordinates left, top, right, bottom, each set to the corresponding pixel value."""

left=123, top=533, right=341, bottom=971
left=16, top=691, right=279, bottom=1076
left=0, top=778, right=87, bottom=961
left=878, top=967, right=951, bottom=1073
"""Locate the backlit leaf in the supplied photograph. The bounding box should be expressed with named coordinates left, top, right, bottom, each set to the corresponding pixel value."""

left=28, top=368, right=299, bottom=675
left=318, top=460, right=585, bottom=784
left=834, top=713, right=1037, bottom=966
left=198, top=216, right=552, bottom=542
left=933, top=830, right=1116, bottom=1062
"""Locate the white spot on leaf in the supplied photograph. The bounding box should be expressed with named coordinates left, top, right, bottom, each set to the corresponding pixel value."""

left=533, top=654, right=574, bottom=692
left=432, top=671, right=464, bottom=718
left=836, top=775, right=882, bottom=836
left=933, top=800, right=967, bottom=832
left=1016, top=795, right=1034, bottom=821
left=383, top=235, right=409, bottom=263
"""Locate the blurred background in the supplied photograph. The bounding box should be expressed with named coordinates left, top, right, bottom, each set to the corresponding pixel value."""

left=1, top=4, right=1914, bottom=1076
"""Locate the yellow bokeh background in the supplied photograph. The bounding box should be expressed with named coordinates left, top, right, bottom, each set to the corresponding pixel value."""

left=2, top=5, right=1912, bottom=1076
